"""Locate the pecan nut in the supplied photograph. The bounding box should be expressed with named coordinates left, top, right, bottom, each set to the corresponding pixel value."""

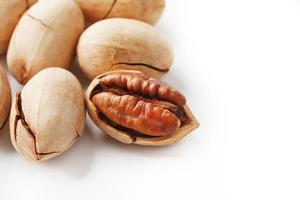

left=77, top=18, right=173, bottom=80
left=10, top=68, right=85, bottom=161
left=86, top=70, right=199, bottom=146
left=7, top=0, right=84, bottom=84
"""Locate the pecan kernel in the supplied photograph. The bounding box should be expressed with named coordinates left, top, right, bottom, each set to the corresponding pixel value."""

left=92, top=92, right=181, bottom=137
left=91, top=72, right=186, bottom=137
left=99, top=71, right=186, bottom=106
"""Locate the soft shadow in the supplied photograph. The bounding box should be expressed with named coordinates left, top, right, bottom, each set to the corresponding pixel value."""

left=87, top=109, right=193, bottom=158
left=0, top=121, right=15, bottom=153
left=0, top=55, right=6, bottom=66
left=162, top=67, right=187, bottom=91
left=86, top=116, right=178, bottom=157
left=97, top=133, right=194, bottom=159
left=42, top=121, right=96, bottom=179
left=70, top=58, right=90, bottom=89
left=156, top=21, right=179, bottom=47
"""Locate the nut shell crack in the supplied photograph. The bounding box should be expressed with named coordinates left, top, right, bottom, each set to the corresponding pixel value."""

left=103, top=0, right=117, bottom=19
left=13, top=92, right=61, bottom=161
left=26, top=14, right=51, bottom=29
left=14, top=92, right=39, bottom=160
left=112, top=62, right=169, bottom=73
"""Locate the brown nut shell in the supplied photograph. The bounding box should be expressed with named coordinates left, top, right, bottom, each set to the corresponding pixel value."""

left=0, top=65, right=11, bottom=128
left=76, top=0, right=165, bottom=24
left=77, top=18, right=173, bottom=80
left=7, top=0, right=84, bottom=84
left=10, top=68, right=85, bottom=161
left=0, top=0, right=37, bottom=54
left=86, top=70, right=199, bottom=146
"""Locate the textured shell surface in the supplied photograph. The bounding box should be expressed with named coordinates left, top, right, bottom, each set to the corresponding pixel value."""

left=7, top=0, right=84, bottom=84
left=76, top=0, right=165, bottom=24
left=0, top=65, right=11, bottom=128
left=0, top=0, right=34, bottom=55
left=10, top=68, right=85, bottom=161
left=78, top=18, right=173, bottom=80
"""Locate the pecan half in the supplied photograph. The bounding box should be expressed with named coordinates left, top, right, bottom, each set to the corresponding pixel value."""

left=86, top=70, right=199, bottom=145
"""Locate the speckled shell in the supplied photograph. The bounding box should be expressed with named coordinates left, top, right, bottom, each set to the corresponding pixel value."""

left=77, top=18, right=173, bottom=80
left=0, top=65, right=11, bottom=128
left=76, top=0, right=165, bottom=24
left=10, top=68, right=85, bottom=161
left=0, top=0, right=37, bottom=55
left=85, top=70, right=199, bottom=146
left=7, top=0, right=84, bottom=84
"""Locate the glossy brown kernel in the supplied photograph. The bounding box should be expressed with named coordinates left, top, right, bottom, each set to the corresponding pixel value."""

left=91, top=71, right=186, bottom=137
left=92, top=92, right=181, bottom=137
left=86, top=70, right=199, bottom=146
left=98, top=71, right=186, bottom=106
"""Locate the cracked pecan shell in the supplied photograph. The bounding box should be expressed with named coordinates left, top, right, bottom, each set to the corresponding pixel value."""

left=86, top=70, right=199, bottom=146
left=9, top=68, right=85, bottom=161
left=0, top=65, right=11, bottom=128
left=77, top=18, right=173, bottom=80
left=7, top=0, right=84, bottom=84
left=76, top=0, right=165, bottom=24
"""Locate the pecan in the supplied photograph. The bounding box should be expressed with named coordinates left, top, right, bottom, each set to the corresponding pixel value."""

left=87, top=71, right=199, bottom=144
left=77, top=18, right=173, bottom=80
left=86, top=70, right=199, bottom=145
left=97, top=71, right=186, bottom=106
left=10, top=68, right=85, bottom=161
left=92, top=92, right=181, bottom=137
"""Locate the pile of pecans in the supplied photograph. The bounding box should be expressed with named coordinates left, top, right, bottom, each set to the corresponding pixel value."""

left=0, top=0, right=199, bottom=161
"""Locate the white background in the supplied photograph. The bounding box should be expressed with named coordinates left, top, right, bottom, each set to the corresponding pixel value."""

left=1, top=0, right=300, bottom=199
